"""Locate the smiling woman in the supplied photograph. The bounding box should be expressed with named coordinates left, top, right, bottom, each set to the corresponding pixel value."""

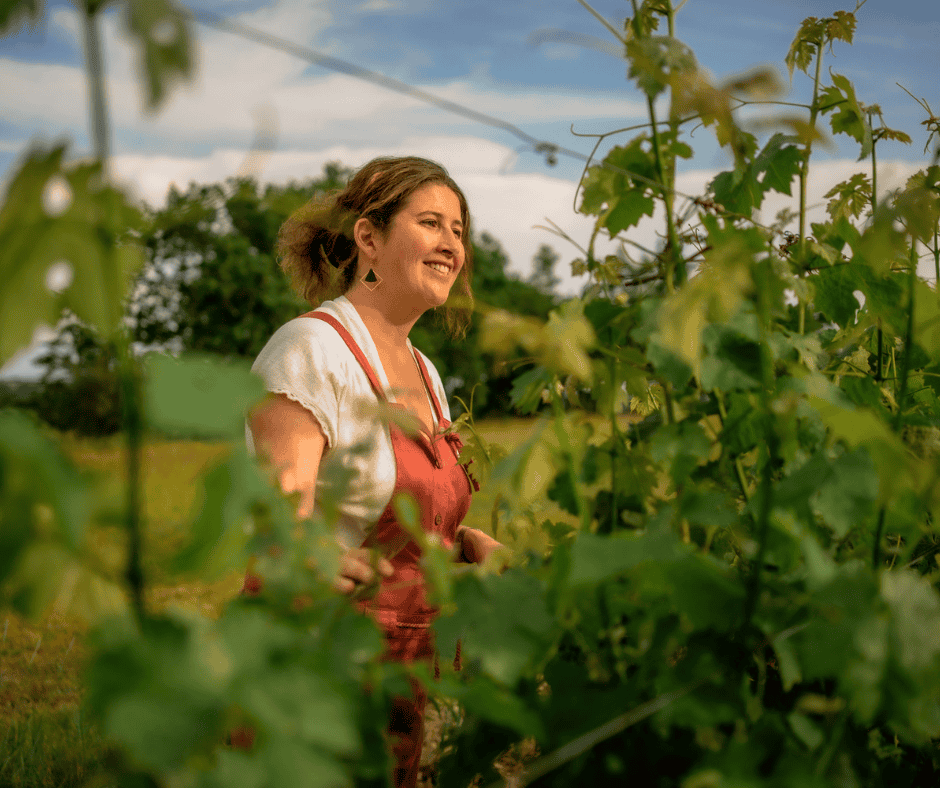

left=243, top=156, right=503, bottom=788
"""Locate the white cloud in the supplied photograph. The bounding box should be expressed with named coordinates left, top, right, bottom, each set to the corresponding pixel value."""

left=2, top=2, right=647, bottom=159
left=432, top=79, right=645, bottom=122
left=0, top=59, right=88, bottom=131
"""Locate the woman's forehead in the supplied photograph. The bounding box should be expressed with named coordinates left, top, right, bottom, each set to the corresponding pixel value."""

left=402, top=182, right=463, bottom=219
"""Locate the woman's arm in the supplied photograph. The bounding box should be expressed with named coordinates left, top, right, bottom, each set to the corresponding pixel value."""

left=249, top=393, right=391, bottom=593
left=250, top=393, right=327, bottom=520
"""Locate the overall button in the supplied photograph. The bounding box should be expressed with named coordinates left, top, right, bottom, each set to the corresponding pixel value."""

left=434, top=514, right=442, bottom=526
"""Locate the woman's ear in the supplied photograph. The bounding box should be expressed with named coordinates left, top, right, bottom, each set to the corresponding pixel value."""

left=353, top=217, right=378, bottom=258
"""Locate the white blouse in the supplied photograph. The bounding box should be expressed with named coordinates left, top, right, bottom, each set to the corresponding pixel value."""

left=246, top=296, right=451, bottom=549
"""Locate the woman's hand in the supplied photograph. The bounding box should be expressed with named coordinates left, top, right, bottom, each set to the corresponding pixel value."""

left=333, top=547, right=394, bottom=597
left=456, top=526, right=507, bottom=566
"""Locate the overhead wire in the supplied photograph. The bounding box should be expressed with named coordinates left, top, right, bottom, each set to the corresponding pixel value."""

left=182, top=6, right=777, bottom=239
left=185, top=7, right=565, bottom=164
left=182, top=6, right=696, bottom=201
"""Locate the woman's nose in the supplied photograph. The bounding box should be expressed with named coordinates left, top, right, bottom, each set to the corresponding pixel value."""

left=439, top=229, right=460, bottom=256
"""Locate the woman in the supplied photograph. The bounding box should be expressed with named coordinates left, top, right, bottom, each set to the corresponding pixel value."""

left=245, top=156, right=502, bottom=787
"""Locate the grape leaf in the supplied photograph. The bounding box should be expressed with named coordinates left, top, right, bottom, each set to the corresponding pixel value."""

left=568, top=529, right=680, bottom=586
left=824, top=173, right=872, bottom=221
left=785, top=17, right=827, bottom=78
left=0, top=0, right=43, bottom=34
left=626, top=35, right=696, bottom=99
left=434, top=570, right=553, bottom=686
left=811, top=265, right=861, bottom=328
left=754, top=134, right=802, bottom=195
left=819, top=72, right=872, bottom=160
left=709, top=135, right=801, bottom=215
left=0, top=144, right=143, bottom=365
left=124, top=0, right=194, bottom=108
left=144, top=352, right=265, bottom=437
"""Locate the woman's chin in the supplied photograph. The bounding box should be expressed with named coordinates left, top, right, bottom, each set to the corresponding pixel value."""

left=419, top=287, right=453, bottom=311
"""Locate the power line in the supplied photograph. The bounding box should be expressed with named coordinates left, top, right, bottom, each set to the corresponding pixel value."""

left=186, top=7, right=570, bottom=167
left=182, top=7, right=726, bottom=224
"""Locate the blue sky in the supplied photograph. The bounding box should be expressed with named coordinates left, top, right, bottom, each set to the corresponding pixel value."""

left=1, top=0, right=938, bottom=377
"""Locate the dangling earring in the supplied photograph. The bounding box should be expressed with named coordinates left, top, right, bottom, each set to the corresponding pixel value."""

left=361, top=267, right=382, bottom=291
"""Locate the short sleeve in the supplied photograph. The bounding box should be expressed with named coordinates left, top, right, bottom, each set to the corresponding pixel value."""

left=250, top=318, right=344, bottom=448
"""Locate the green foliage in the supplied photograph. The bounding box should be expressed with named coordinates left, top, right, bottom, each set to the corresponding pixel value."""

left=0, top=0, right=43, bottom=34
left=131, top=177, right=318, bottom=359
left=144, top=353, right=264, bottom=439
left=5, top=1, right=940, bottom=787
left=819, top=72, right=873, bottom=160
left=785, top=10, right=857, bottom=79
left=579, top=135, right=658, bottom=234
left=0, top=144, right=143, bottom=366
left=123, top=0, right=194, bottom=108
left=709, top=133, right=802, bottom=215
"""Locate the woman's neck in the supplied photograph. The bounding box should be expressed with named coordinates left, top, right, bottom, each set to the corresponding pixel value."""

left=345, top=286, right=422, bottom=351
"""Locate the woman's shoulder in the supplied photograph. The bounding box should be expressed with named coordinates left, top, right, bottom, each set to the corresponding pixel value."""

left=252, top=309, right=353, bottom=378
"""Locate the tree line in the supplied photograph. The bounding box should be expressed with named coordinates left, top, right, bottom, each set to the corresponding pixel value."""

left=2, top=164, right=562, bottom=435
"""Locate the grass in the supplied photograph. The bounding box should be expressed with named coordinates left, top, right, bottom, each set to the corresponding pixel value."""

left=2, top=418, right=557, bottom=786
left=0, top=613, right=102, bottom=788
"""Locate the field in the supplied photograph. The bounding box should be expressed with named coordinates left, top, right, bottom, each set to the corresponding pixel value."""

left=0, top=416, right=576, bottom=788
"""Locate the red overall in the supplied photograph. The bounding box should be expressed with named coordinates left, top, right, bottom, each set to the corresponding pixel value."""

left=309, top=312, right=473, bottom=787
left=241, top=311, right=473, bottom=787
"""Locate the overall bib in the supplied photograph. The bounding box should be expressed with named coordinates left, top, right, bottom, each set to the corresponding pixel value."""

left=305, top=312, right=474, bottom=787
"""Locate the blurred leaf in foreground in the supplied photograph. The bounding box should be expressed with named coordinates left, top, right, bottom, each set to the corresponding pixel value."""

left=144, top=352, right=265, bottom=438
left=0, top=143, right=143, bottom=365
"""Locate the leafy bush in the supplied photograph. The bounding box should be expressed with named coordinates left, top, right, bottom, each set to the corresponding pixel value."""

left=2, top=1, right=940, bottom=787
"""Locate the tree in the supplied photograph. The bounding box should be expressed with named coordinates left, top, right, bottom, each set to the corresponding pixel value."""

left=131, top=169, right=351, bottom=358
left=529, top=243, right=560, bottom=295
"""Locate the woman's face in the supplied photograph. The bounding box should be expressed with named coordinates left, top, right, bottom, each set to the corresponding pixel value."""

left=371, top=182, right=465, bottom=311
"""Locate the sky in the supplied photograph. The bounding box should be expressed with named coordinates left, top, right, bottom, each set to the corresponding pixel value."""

left=1, top=0, right=938, bottom=378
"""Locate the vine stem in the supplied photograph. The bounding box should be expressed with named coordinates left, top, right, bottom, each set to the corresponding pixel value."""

left=797, top=43, right=825, bottom=334
left=552, top=394, right=589, bottom=531
left=934, top=227, right=939, bottom=292
left=871, top=111, right=884, bottom=379
left=121, top=365, right=146, bottom=619
left=80, top=2, right=145, bottom=617
left=649, top=91, right=682, bottom=286
left=715, top=391, right=752, bottom=503
left=873, top=244, right=918, bottom=570
left=743, top=249, right=778, bottom=630
left=80, top=2, right=110, bottom=165
left=632, top=0, right=683, bottom=291
left=608, top=356, right=619, bottom=534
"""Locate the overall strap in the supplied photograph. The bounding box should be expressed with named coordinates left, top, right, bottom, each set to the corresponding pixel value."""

left=301, top=311, right=387, bottom=402
left=412, top=351, right=447, bottom=427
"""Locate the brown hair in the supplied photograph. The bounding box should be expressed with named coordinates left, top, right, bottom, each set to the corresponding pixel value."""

left=277, top=156, right=474, bottom=337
